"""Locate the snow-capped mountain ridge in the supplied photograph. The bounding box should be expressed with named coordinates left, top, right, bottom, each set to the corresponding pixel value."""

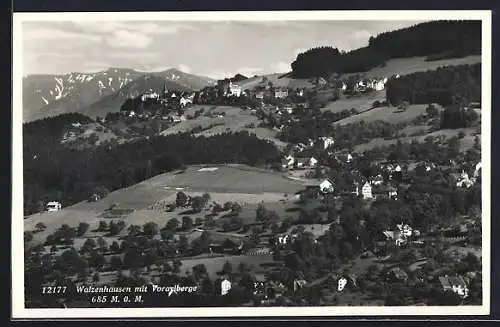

left=23, top=67, right=216, bottom=122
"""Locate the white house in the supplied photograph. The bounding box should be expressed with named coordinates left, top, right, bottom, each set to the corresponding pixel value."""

left=278, top=234, right=291, bottom=245
left=456, top=170, right=474, bottom=188
left=346, top=153, right=353, bottom=163
left=320, top=137, right=335, bottom=150
left=383, top=223, right=418, bottom=246
left=274, top=88, right=289, bottom=98
left=128, top=111, right=136, bottom=118
left=141, top=91, right=159, bottom=102
left=373, top=79, right=386, bottom=91
left=309, top=157, right=318, bottom=168
left=337, top=277, right=348, bottom=291
left=284, top=105, right=294, bottom=114
left=439, top=276, right=469, bottom=298
left=225, top=82, right=242, bottom=97
left=320, top=179, right=335, bottom=194
left=282, top=154, right=295, bottom=169
left=179, top=96, right=193, bottom=107
left=221, top=278, right=232, bottom=296
left=47, top=201, right=62, bottom=212
left=387, top=186, right=398, bottom=199
left=371, top=174, right=384, bottom=186
left=474, top=162, right=482, bottom=178
left=71, top=122, right=82, bottom=128
left=361, top=182, right=373, bottom=199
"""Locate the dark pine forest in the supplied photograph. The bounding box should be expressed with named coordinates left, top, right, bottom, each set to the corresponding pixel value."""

left=291, top=20, right=481, bottom=78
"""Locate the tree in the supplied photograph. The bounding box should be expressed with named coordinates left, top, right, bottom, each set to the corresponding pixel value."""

left=201, top=276, right=214, bottom=294
left=182, top=216, right=193, bottom=230
left=35, top=222, right=47, bottom=232
left=97, top=237, right=108, bottom=252
left=24, top=231, right=33, bottom=243
left=110, top=256, right=123, bottom=270
left=166, top=218, right=179, bottom=232
left=222, top=261, right=233, bottom=275
left=256, top=204, right=269, bottom=222
left=92, top=272, right=100, bottom=283
left=128, top=224, right=141, bottom=236
left=426, top=104, right=439, bottom=116
left=76, top=222, right=90, bottom=236
left=109, top=220, right=125, bottom=236
left=176, top=192, right=189, bottom=207
left=143, top=222, right=159, bottom=238
left=192, top=264, right=208, bottom=281
left=191, top=196, right=206, bottom=213
left=98, top=221, right=108, bottom=232
left=202, top=193, right=211, bottom=204
left=82, top=238, right=97, bottom=252
left=172, top=259, right=182, bottom=274
left=123, top=248, right=143, bottom=269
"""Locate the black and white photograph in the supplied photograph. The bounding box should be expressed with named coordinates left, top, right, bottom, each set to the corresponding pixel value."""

left=12, top=10, right=491, bottom=318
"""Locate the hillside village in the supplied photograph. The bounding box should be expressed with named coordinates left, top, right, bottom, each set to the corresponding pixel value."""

left=23, top=20, right=483, bottom=308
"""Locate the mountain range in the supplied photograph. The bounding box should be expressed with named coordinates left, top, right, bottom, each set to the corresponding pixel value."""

left=22, top=68, right=216, bottom=122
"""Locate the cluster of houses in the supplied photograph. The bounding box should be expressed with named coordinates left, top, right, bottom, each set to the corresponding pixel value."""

left=318, top=177, right=398, bottom=201
left=140, top=84, right=196, bottom=108
left=383, top=222, right=421, bottom=247
left=454, top=162, right=481, bottom=188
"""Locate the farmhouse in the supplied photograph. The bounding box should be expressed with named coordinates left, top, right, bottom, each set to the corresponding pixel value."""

left=46, top=201, right=62, bottom=212
left=274, top=88, right=289, bottom=99
left=454, top=170, right=475, bottom=188
left=296, top=157, right=318, bottom=169
left=281, top=154, right=295, bottom=169
left=296, top=89, right=304, bottom=97
left=225, top=81, right=242, bottom=97
left=141, top=90, right=159, bottom=102
left=383, top=223, right=419, bottom=246
left=438, top=276, right=469, bottom=298
left=179, top=94, right=194, bottom=107
left=291, top=278, right=307, bottom=292
left=319, top=179, right=335, bottom=194
left=361, top=182, right=373, bottom=199
left=283, top=105, right=294, bottom=114
left=319, top=136, right=335, bottom=150
left=371, top=174, right=384, bottom=186
left=255, top=91, right=265, bottom=99
left=215, top=277, right=232, bottom=296
left=168, top=114, right=186, bottom=123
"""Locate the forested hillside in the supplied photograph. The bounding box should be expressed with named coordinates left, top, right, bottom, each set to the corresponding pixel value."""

left=291, top=20, right=481, bottom=78
left=385, top=64, right=481, bottom=106
left=23, top=114, right=281, bottom=215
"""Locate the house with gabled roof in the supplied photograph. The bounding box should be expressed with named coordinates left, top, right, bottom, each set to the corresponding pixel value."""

left=439, top=275, right=469, bottom=298
left=319, top=179, right=334, bottom=194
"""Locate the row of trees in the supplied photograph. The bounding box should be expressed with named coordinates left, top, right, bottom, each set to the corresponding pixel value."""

left=291, top=21, right=481, bottom=78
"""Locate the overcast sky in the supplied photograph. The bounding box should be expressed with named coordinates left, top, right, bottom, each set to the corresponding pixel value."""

left=22, top=20, right=425, bottom=79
